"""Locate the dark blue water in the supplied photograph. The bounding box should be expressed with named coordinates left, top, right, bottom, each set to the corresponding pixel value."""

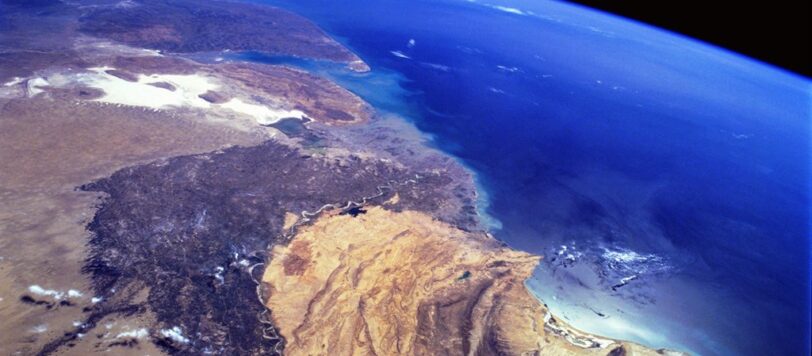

left=252, top=1, right=810, bottom=354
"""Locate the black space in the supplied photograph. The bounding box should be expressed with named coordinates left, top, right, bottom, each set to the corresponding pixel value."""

left=569, top=1, right=812, bottom=77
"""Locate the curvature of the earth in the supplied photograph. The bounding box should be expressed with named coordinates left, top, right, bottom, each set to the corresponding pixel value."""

left=0, top=1, right=808, bottom=356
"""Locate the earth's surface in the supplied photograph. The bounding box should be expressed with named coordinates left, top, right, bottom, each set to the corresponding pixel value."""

left=0, top=0, right=808, bottom=356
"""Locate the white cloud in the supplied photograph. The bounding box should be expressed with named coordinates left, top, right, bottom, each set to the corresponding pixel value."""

left=3, top=77, right=24, bottom=87
left=117, top=328, right=149, bottom=339
left=29, top=285, right=64, bottom=300
left=496, top=65, right=520, bottom=73
left=390, top=50, right=411, bottom=59
left=28, top=285, right=85, bottom=300
left=491, top=5, right=526, bottom=15
left=160, top=326, right=190, bottom=344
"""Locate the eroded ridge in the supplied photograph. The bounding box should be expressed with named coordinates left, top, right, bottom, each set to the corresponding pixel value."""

left=263, top=206, right=685, bottom=356
left=42, top=141, right=448, bottom=355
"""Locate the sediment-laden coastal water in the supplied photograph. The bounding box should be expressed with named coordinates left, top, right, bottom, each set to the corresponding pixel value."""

left=254, top=1, right=810, bottom=355
left=1, top=0, right=807, bottom=354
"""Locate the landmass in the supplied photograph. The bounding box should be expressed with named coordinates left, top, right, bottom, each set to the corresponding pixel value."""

left=263, top=206, right=682, bottom=356
left=0, top=0, right=681, bottom=355
left=78, top=0, right=369, bottom=71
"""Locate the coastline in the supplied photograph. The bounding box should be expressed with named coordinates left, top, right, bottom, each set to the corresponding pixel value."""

left=223, top=43, right=685, bottom=354
left=9, top=0, right=801, bottom=353
left=245, top=1, right=805, bottom=354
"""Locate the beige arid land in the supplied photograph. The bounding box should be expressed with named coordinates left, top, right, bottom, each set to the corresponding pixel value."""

left=0, top=0, right=684, bottom=355
left=263, top=206, right=684, bottom=356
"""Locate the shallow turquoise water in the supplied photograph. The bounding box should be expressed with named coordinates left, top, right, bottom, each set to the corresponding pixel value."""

left=246, top=1, right=810, bottom=354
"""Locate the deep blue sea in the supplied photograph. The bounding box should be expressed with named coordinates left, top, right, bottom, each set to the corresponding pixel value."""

left=247, top=1, right=810, bottom=354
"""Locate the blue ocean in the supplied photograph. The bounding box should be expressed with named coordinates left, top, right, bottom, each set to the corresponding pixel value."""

left=247, top=0, right=810, bottom=354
